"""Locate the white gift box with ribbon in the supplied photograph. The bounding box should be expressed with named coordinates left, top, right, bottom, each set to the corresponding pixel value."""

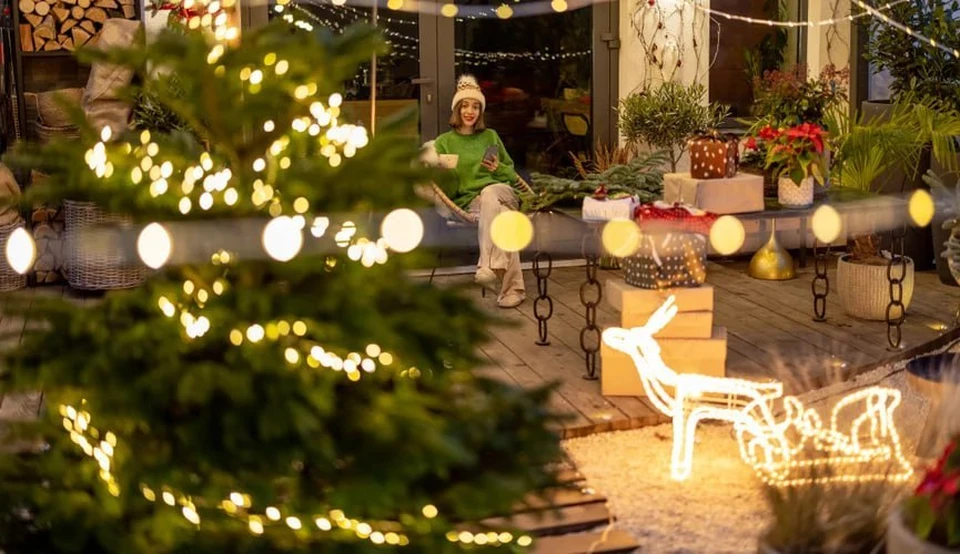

left=581, top=196, right=639, bottom=221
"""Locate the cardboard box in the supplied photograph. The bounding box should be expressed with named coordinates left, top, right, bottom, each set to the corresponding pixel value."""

left=606, top=278, right=714, bottom=314
left=601, top=327, right=727, bottom=397
left=621, top=310, right=713, bottom=338
left=663, top=172, right=764, bottom=215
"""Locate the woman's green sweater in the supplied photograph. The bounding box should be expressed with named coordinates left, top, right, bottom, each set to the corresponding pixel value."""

left=434, top=128, right=519, bottom=209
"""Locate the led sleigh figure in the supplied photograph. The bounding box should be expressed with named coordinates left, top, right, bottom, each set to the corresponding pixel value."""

left=602, top=296, right=914, bottom=485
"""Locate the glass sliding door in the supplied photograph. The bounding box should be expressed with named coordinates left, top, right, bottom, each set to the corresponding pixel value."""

left=445, top=1, right=595, bottom=177
left=267, top=0, right=438, bottom=141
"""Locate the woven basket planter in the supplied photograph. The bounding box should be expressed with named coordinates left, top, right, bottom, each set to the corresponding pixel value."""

left=837, top=254, right=914, bottom=321
left=64, top=200, right=146, bottom=290
left=0, top=220, right=28, bottom=292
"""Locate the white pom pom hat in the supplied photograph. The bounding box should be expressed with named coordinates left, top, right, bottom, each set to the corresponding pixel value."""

left=451, top=74, right=486, bottom=112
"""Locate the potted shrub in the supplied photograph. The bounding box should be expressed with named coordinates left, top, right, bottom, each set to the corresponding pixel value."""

left=748, top=123, right=828, bottom=208
left=618, top=81, right=729, bottom=173
left=861, top=1, right=960, bottom=272
left=889, top=435, right=960, bottom=553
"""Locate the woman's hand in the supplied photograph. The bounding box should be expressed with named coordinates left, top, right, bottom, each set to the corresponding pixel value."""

left=481, top=155, right=499, bottom=173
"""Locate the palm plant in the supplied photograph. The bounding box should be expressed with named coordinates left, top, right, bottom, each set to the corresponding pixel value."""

left=824, top=97, right=960, bottom=262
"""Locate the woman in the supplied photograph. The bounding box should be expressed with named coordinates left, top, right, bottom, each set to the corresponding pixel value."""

left=433, top=75, right=525, bottom=309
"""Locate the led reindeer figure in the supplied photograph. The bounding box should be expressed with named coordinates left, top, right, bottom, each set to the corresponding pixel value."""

left=604, top=296, right=914, bottom=485
left=602, top=296, right=788, bottom=481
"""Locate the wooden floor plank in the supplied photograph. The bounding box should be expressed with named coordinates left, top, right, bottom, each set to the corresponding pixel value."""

left=532, top=531, right=639, bottom=554
left=481, top=502, right=613, bottom=536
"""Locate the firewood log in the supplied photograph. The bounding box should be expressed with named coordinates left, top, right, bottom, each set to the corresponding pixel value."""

left=70, top=26, right=90, bottom=46
left=33, top=15, right=55, bottom=40
left=79, top=18, right=94, bottom=33
left=24, top=12, right=42, bottom=25
left=42, top=39, right=59, bottom=50
left=94, top=0, right=117, bottom=8
left=33, top=1, right=49, bottom=15
left=18, top=0, right=35, bottom=14
left=52, top=5, right=69, bottom=20
left=76, top=0, right=89, bottom=8
left=121, top=4, right=133, bottom=17
left=60, top=18, right=77, bottom=32
left=59, top=35, right=74, bottom=50
left=19, top=23, right=34, bottom=52
left=84, top=6, right=105, bottom=21
left=69, top=6, right=82, bottom=18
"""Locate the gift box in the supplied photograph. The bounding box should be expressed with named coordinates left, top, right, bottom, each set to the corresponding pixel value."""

left=620, top=203, right=717, bottom=290
left=582, top=195, right=638, bottom=221
left=688, top=133, right=739, bottom=179
left=663, top=172, right=765, bottom=215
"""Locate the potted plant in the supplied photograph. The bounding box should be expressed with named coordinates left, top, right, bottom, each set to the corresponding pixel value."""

left=750, top=123, right=828, bottom=208
left=618, top=81, right=729, bottom=173
left=888, top=435, right=960, bottom=553
left=925, top=170, right=960, bottom=287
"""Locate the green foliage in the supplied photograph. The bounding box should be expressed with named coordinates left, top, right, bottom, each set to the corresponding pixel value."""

left=824, top=95, right=960, bottom=193
left=863, top=0, right=960, bottom=109
left=743, top=0, right=788, bottom=94
left=520, top=150, right=668, bottom=212
left=617, top=82, right=729, bottom=172
left=131, top=73, right=200, bottom=139
left=748, top=64, right=849, bottom=130
left=924, top=170, right=960, bottom=273
left=903, top=437, right=960, bottom=547
left=0, top=20, right=565, bottom=554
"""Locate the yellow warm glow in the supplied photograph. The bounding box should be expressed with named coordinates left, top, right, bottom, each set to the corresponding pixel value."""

left=709, top=215, right=745, bottom=256
left=490, top=211, right=533, bottom=252
left=601, top=218, right=642, bottom=257
left=909, top=189, right=935, bottom=228
left=811, top=205, right=843, bottom=244
left=602, top=296, right=914, bottom=485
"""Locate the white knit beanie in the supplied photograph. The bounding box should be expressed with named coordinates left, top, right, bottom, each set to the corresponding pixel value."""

left=451, top=74, right=486, bottom=112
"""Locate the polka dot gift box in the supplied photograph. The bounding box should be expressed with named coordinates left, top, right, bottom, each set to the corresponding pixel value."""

left=621, top=202, right=719, bottom=290
left=688, top=132, right=739, bottom=180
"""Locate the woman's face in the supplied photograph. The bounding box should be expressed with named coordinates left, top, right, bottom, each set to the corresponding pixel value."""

left=459, top=99, right=481, bottom=128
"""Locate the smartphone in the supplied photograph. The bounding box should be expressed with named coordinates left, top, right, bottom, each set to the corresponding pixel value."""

left=482, top=145, right=499, bottom=163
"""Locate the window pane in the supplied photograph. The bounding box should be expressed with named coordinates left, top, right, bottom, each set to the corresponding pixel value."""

left=269, top=0, right=421, bottom=137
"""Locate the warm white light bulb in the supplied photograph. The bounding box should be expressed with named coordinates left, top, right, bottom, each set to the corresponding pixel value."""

left=137, top=223, right=173, bottom=269
left=5, top=227, right=35, bottom=274
left=380, top=208, right=423, bottom=253
left=262, top=216, right=303, bottom=262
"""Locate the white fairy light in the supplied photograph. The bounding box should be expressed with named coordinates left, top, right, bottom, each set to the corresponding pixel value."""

left=5, top=227, right=36, bottom=274
left=137, top=223, right=173, bottom=269
left=262, top=216, right=303, bottom=262
left=380, top=209, right=423, bottom=253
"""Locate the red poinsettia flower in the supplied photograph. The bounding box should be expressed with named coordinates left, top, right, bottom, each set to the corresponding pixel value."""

left=744, top=137, right=757, bottom=150
left=786, top=122, right=825, bottom=154
left=758, top=126, right=781, bottom=141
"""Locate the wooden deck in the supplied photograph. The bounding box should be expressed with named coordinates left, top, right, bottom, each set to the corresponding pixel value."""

left=440, top=257, right=960, bottom=439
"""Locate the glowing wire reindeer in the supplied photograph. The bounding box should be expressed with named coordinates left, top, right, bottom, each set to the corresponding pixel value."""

left=602, top=296, right=788, bottom=481
left=603, top=295, right=914, bottom=485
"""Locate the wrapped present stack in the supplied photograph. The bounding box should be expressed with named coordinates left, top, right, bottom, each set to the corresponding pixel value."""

left=602, top=202, right=727, bottom=396
left=662, top=131, right=764, bottom=215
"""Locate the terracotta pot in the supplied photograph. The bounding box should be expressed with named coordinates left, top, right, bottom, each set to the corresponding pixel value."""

left=778, top=176, right=814, bottom=208
left=837, top=254, right=914, bottom=321
left=887, top=507, right=956, bottom=554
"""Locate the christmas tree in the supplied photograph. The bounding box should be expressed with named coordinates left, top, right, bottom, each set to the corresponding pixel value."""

left=0, top=16, right=564, bottom=553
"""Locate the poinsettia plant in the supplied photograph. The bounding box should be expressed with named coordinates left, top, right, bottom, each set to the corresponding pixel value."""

left=746, top=123, right=828, bottom=186
left=903, top=435, right=960, bottom=547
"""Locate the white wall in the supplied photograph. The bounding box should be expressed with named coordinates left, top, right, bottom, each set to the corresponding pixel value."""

left=618, top=0, right=710, bottom=171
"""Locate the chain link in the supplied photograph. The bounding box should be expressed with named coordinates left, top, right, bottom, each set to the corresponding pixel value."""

left=886, top=226, right=907, bottom=349
left=580, top=232, right=602, bottom=380
left=532, top=251, right=553, bottom=346
left=811, top=240, right=829, bottom=322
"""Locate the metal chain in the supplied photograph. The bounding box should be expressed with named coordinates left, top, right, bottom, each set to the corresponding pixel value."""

left=886, top=226, right=907, bottom=349
left=811, top=240, right=829, bottom=322
left=532, top=251, right=553, bottom=346
left=580, top=232, right=602, bottom=380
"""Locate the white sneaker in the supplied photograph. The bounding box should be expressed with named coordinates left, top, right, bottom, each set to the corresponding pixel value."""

left=497, top=292, right=526, bottom=309
left=475, top=267, right=499, bottom=290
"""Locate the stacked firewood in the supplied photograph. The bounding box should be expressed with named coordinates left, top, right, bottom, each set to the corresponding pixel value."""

left=17, top=0, right=135, bottom=52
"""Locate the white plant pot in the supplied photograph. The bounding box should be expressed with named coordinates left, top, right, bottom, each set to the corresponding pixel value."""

left=778, top=176, right=814, bottom=208
left=837, top=254, right=914, bottom=321
left=887, top=507, right=956, bottom=554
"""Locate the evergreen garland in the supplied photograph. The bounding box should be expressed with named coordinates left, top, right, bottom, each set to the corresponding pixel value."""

left=520, top=149, right=668, bottom=213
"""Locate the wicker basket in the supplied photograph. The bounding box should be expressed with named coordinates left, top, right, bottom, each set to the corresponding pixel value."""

left=837, top=255, right=915, bottom=321
left=0, top=220, right=28, bottom=292
left=64, top=200, right=146, bottom=290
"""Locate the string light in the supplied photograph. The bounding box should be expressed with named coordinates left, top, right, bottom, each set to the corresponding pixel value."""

left=690, top=0, right=907, bottom=28
left=603, top=296, right=914, bottom=485
left=852, top=0, right=960, bottom=59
